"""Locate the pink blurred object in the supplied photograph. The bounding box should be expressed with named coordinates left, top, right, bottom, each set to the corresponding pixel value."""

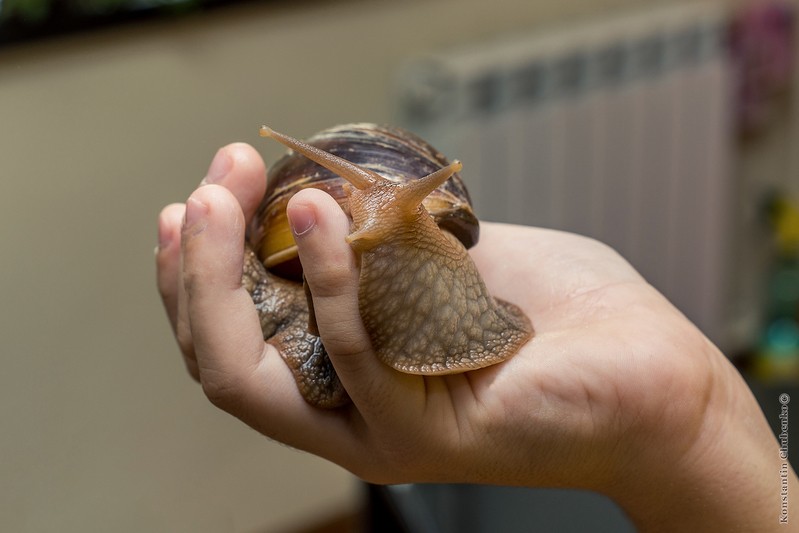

left=730, top=0, right=796, bottom=135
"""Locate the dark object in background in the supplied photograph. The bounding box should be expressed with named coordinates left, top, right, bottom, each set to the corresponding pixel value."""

left=371, top=484, right=635, bottom=533
left=0, top=0, right=261, bottom=47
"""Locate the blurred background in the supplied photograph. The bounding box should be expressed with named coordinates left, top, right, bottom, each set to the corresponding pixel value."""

left=1, top=0, right=798, bottom=531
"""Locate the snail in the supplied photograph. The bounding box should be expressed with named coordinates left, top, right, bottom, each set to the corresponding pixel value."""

left=242, top=123, right=533, bottom=408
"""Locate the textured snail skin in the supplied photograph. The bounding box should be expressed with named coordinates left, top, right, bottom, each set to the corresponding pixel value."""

left=246, top=125, right=533, bottom=408
left=242, top=247, right=348, bottom=407
left=346, top=170, right=532, bottom=374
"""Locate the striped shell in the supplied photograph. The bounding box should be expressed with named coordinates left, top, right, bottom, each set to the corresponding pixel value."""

left=248, top=123, right=479, bottom=279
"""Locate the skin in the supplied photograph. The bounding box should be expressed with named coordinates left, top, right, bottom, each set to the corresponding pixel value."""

left=157, top=142, right=799, bottom=532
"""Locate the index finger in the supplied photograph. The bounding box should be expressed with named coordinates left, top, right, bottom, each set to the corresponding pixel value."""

left=180, top=184, right=360, bottom=457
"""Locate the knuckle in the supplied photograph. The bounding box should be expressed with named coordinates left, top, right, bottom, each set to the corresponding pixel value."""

left=319, top=320, right=372, bottom=356
left=200, top=370, right=246, bottom=413
left=182, top=267, right=203, bottom=295
left=306, top=262, right=355, bottom=299
left=198, top=347, right=265, bottom=417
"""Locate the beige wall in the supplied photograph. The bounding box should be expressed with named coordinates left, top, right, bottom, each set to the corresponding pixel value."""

left=0, top=0, right=767, bottom=531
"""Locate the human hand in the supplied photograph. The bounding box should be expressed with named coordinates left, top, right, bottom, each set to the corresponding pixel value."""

left=157, top=143, right=796, bottom=532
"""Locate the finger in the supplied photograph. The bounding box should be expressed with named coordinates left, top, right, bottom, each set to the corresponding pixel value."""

left=156, top=203, right=186, bottom=334
left=287, top=188, right=368, bottom=356
left=200, top=143, right=266, bottom=225
left=181, top=184, right=357, bottom=454
left=155, top=202, right=200, bottom=380
left=172, top=144, right=268, bottom=380
left=177, top=144, right=259, bottom=381
left=175, top=243, right=197, bottom=379
left=181, top=184, right=266, bottom=396
left=287, top=188, right=419, bottom=416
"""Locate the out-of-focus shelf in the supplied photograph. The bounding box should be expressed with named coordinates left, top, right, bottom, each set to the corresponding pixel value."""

left=0, top=0, right=269, bottom=48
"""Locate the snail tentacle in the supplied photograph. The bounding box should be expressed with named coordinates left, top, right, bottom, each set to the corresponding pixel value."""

left=260, top=125, right=383, bottom=190
left=394, top=160, right=463, bottom=213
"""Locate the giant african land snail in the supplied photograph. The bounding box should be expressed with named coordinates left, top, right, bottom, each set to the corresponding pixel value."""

left=243, top=124, right=532, bottom=408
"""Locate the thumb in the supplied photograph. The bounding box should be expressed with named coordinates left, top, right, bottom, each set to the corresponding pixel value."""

left=287, top=188, right=370, bottom=359
left=287, top=188, right=404, bottom=405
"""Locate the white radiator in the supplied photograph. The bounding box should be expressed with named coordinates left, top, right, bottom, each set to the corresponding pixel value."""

left=396, top=3, right=737, bottom=350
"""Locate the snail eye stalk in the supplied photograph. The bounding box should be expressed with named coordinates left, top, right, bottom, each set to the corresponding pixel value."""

left=260, top=125, right=384, bottom=190
left=395, top=160, right=463, bottom=213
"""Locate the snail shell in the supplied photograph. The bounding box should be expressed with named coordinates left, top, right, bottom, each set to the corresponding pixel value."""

left=244, top=123, right=533, bottom=408
left=248, top=124, right=479, bottom=279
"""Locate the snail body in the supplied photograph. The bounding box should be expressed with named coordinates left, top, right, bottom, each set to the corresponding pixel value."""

left=245, top=124, right=533, bottom=408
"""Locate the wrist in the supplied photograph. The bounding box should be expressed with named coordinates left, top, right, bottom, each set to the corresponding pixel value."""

left=608, top=348, right=794, bottom=531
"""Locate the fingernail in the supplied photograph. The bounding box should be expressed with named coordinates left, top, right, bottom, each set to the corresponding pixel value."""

left=184, top=197, right=208, bottom=236
left=288, top=204, right=316, bottom=237
left=202, top=148, right=232, bottom=184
